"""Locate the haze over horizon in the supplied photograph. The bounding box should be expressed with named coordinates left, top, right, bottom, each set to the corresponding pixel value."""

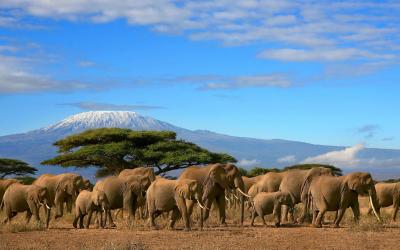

left=0, top=1, right=399, bottom=156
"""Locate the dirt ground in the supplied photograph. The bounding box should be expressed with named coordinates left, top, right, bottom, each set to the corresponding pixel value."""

left=1, top=198, right=399, bottom=250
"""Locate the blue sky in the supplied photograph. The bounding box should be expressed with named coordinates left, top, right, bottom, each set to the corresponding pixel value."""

left=0, top=0, right=399, bottom=149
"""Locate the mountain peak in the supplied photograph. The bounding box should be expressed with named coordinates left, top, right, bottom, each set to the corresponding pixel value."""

left=42, top=111, right=177, bottom=132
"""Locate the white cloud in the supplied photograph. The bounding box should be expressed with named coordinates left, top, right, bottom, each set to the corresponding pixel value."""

left=1, top=0, right=399, bottom=63
left=303, top=144, right=400, bottom=169
left=258, top=48, right=393, bottom=62
left=237, top=158, right=259, bottom=168
left=277, top=155, right=296, bottom=163
left=78, top=60, right=96, bottom=67
left=303, top=144, right=364, bottom=167
left=61, top=101, right=165, bottom=111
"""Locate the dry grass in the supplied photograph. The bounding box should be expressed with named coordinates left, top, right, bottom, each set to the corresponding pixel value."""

left=1, top=197, right=400, bottom=249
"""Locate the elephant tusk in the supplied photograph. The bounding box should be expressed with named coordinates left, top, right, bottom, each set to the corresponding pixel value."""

left=236, top=188, right=251, bottom=198
left=45, top=204, right=51, bottom=210
left=225, top=196, right=230, bottom=202
left=196, top=199, right=210, bottom=210
left=232, top=193, right=239, bottom=200
left=369, top=194, right=383, bottom=223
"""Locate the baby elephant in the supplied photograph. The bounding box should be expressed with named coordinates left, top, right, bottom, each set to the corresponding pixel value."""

left=1, top=183, right=50, bottom=227
left=251, top=191, right=293, bottom=227
left=73, top=190, right=109, bottom=229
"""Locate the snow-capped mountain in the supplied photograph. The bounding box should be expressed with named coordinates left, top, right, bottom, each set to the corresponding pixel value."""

left=42, top=111, right=179, bottom=132
left=0, top=111, right=400, bottom=180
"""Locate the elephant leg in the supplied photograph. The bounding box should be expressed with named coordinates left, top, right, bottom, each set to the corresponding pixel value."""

left=6, top=212, right=18, bottom=223
left=73, top=213, right=79, bottom=228
left=334, top=208, right=346, bottom=228
left=350, top=200, right=360, bottom=223
left=250, top=209, right=257, bottom=226
left=216, top=195, right=227, bottom=226
left=392, top=204, right=399, bottom=221
left=169, top=207, right=181, bottom=230
left=281, top=205, right=288, bottom=222
left=107, top=210, right=116, bottom=227
left=312, top=210, right=318, bottom=225
left=25, top=211, right=33, bottom=224
left=86, top=210, right=93, bottom=228
left=202, top=199, right=213, bottom=222
left=176, top=197, right=190, bottom=231
left=314, top=207, right=327, bottom=228
left=79, top=214, right=85, bottom=228
left=149, top=210, right=161, bottom=229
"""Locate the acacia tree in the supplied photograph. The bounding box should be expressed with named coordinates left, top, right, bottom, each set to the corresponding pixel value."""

left=0, top=158, right=37, bottom=178
left=42, top=128, right=236, bottom=177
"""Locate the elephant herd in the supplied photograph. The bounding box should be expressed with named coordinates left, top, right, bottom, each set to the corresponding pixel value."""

left=0, top=163, right=399, bottom=231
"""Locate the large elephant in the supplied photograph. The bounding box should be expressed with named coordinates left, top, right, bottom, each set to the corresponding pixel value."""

left=367, top=182, right=400, bottom=221
left=119, top=167, right=156, bottom=182
left=279, top=167, right=333, bottom=222
left=33, top=173, right=85, bottom=220
left=147, top=177, right=206, bottom=231
left=179, top=163, right=250, bottom=226
left=309, top=172, right=382, bottom=228
left=2, top=183, right=50, bottom=227
left=93, top=175, right=146, bottom=227
left=0, top=178, right=21, bottom=204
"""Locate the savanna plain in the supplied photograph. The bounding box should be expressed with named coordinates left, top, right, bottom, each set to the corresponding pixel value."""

left=1, top=197, right=399, bottom=250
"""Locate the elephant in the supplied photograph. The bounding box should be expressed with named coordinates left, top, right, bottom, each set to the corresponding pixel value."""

left=248, top=172, right=284, bottom=198
left=119, top=167, right=156, bottom=182
left=367, top=182, right=400, bottom=221
left=33, top=173, right=85, bottom=220
left=118, top=167, right=156, bottom=218
left=1, top=183, right=50, bottom=227
left=73, top=190, right=109, bottom=229
left=147, top=177, right=207, bottom=231
left=250, top=191, right=294, bottom=227
left=82, top=178, right=94, bottom=191
left=93, top=175, right=146, bottom=227
left=278, top=167, right=333, bottom=223
left=178, top=163, right=250, bottom=226
left=243, top=175, right=263, bottom=192
left=0, top=178, right=21, bottom=204
left=309, top=172, right=382, bottom=228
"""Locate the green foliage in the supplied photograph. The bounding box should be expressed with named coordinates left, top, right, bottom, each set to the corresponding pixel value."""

left=381, top=178, right=400, bottom=183
left=0, top=158, right=37, bottom=178
left=42, top=128, right=236, bottom=177
left=283, top=164, right=343, bottom=176
left=15, top=176, right=36, bottom=185
left=239, top=167, right=281, bottom=177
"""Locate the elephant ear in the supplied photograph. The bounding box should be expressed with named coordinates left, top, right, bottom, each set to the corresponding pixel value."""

left=347, top=173, right=362, bottom=191
left=175, top=181, right=192, bottom=199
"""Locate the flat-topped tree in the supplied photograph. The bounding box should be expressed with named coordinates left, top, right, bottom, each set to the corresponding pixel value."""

left=0, top=158, right=37, bottom=178
left=42, top=128, right=236, bottom=177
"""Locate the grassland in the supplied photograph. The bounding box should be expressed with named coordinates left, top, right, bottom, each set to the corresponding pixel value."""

left=1, top=197, right=399, bottom=250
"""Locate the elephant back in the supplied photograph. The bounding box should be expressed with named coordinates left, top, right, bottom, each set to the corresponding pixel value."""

left=179, top=165, right=212, bottom=185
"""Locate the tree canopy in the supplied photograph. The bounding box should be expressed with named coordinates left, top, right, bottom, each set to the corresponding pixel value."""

left=0, top=158, right=37, bottom=178
left=42, top=128, right=236, bottom=177
left=239, top=167, right=281, bottom=177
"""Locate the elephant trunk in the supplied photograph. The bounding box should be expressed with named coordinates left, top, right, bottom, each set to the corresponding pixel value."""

left=234, top=177, right=248, bottom=226
left=368, top=188, right=382, bottom=223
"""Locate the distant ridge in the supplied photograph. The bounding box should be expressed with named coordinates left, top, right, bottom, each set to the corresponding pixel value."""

left=0, top=111, right=399, bottom=180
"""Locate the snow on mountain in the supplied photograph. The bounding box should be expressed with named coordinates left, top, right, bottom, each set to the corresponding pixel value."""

left=42, top=111, right=178, bottom=132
